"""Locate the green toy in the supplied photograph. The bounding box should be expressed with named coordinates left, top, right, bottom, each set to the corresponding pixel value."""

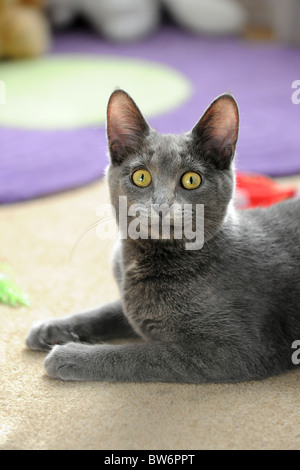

left=0, top=264, right=30, bottom=307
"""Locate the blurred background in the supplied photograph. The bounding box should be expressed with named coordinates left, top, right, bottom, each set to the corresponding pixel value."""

left=0, top=0, right=300, bottom=207
left=1, top=1, right=300, bottom=451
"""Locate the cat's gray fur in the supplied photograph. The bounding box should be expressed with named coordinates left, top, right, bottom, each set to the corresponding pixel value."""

left=26, top=89, right=300, bottom=382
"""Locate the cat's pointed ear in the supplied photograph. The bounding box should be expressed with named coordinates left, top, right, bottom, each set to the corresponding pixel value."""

left=106, top=89, right=150, bottom=164
left=192, top=94, right=239, bottom=169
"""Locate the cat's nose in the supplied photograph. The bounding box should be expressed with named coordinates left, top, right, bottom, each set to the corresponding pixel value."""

left=151, top=199, right=175, bottom=216
left=151, top=204, right=171, bottom=219
left=152, top=193, right=175, bottom=208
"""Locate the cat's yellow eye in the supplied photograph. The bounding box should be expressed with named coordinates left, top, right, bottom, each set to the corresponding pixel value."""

left=181, top=172, right=202, bottom=190
left=132, top=169, right=152, bottom=188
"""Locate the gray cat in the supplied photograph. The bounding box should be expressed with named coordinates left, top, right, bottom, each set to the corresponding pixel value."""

left=26, top=89, right=300, bottom=382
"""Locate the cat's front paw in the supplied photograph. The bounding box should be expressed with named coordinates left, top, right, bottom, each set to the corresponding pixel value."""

left=44, top=343, right=95, bottom=381
left=26, top=319, right=80, bottom=351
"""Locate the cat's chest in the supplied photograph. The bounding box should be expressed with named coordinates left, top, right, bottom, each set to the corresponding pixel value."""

left=120, top=253, right=197, bottom=341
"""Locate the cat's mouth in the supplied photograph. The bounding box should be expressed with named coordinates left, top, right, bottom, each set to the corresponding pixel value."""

left=114, top=198, right=205, bottom=248
left=124, top=206, right=203, bottom=244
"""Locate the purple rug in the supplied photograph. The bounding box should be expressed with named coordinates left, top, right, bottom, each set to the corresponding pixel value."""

left=1, top=27, right=300, bottom=204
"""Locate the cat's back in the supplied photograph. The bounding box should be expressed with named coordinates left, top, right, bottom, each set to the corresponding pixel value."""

left=243, top=197, right=300, bottom=227
left=236, top=197, right=300, bottom=249
left=218, top=197, right=300, bottom=310
left=201, top=197, right=300, bottom=300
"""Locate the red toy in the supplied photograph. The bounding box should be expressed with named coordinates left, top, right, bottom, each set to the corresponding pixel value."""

left=235, top=172, right=298, bottom=210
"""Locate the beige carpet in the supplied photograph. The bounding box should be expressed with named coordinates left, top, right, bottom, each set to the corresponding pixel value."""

left=1, top=178, right=300, bottom=450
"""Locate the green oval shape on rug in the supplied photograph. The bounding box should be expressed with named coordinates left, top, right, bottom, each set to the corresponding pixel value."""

left=0, top=56, right=191, bottom=129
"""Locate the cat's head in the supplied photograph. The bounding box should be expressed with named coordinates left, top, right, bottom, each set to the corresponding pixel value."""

left=106, top=89, right=239, bottom=247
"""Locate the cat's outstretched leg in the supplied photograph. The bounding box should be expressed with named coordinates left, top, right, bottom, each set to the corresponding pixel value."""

left=44, top=339, right=277, bottom=383
left=26, top=300, right=138, bottom=351
left=44, top=341, right=195, bottom=382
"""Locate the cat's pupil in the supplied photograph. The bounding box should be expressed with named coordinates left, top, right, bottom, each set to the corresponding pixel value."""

left=189, top=176, right=193, bottom=184
left=140, top=174, right=144, bottom=182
